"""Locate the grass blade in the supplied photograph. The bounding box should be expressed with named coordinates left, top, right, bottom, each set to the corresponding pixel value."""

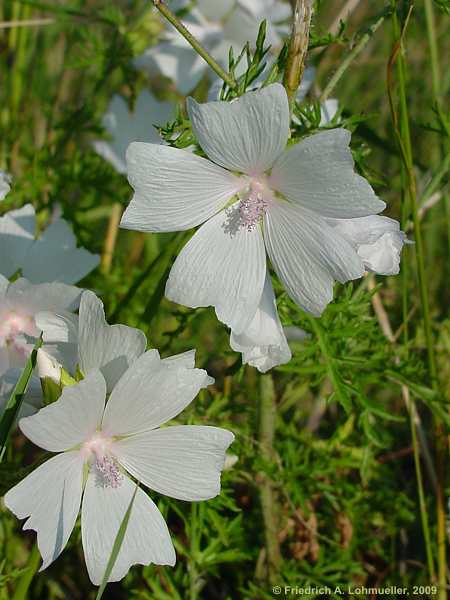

left=95, top=483, right=139, bottom=600
left=0, top=335, right=43, bottom=462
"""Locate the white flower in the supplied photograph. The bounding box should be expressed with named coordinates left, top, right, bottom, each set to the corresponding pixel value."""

left=4, top=361, right=233, bottom=584
left=0, top=171, right=11, bottom=201
left=0, top=274, right=81, bottom=377
left=230, top=272, right=291, bottom=372
left=326, top=215, right=408, bottom=276
left=121, top=84, right=387, bottom=337
left=0, top=204, right=99, bottom=284
left=134, top=0, right=291, bottom=95
left=93, top=91, right=174, bottom=174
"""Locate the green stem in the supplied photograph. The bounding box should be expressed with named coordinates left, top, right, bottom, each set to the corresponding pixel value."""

left=189, top=503, right=199, bottom=600
left=152, top=0, right=237, bottom=90
left=258, top=374, right=281, bottom=584
left=423, top=0, right=440, bottom=102
left=407, top=394, right=436, bottom=581
left=320, top=8, right=389, bottom=102
left=390, top=5, right=446, bottom=595
left=283, top=0, right=313, bottom=112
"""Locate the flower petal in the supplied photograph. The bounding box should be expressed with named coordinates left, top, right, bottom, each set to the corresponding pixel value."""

left=7, top=278, right=82, bottom=314
left=113, top=425, right=234, bottom=501
left=269, top=129, right=386, bottom=218
left=230, top=272, right=291, bottom=372
left=94, top=92, right=173, bottom=174
left=102, top=350, right=213, bottom=436
left=0, top=204, right=35, bottom=279
left=19, top=370, right=106, bottom=452
left=327, top=215, right=407, bottom=275
left=78, top=290, right=147, bottom=392
left=4, top=451, right=83, bottom=571
left=81, top=472, right=175, bottom=585
left=264, top=201, right=364, bottom=316
left=166, top=204, right=266, bottom=334
left=121, top=143, right=241, bottom=233
left=23, top=219, right=99, bottom=284
left=187, top=83, right=289, bottom=175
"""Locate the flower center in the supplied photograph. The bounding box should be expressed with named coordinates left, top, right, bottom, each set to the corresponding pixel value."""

left=238, top=180, right=269, bottom=231
left=0, top=311, right=36, bottom=340
left=82, top=432, right=123, bottom=488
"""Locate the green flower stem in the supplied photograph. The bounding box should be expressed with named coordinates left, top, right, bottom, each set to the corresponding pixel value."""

left=283, top=0, right=313, bottom=112
left=152, top=0, right=237, bottom=90
left=320, top=8, right=389, bottom=102
left=389, top=6, right=446, bottom=595
left=12, top=544, right=41, bottom=600
left=258, top=373, right=281, bottom=583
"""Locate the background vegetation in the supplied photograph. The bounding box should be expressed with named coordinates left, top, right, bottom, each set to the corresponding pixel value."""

left=0, top=0, right=449, bottom=598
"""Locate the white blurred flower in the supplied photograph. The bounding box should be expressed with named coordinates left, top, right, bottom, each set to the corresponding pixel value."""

left=135, top=0, right=291, bottom=95
left=121, top=84, right=387, bottom=340
left=326, top=215, right=408, bottom=276
left=0, top=204, right=99, bottom=284
left=230, top=272, right=291, bottom=372
left=5, top=360, right=233, bottom=584
left=0, top=274, right=81, bottom=378
left=93, top=91, right=174, bottom=174
left=0, top=171, right=11, bottom=201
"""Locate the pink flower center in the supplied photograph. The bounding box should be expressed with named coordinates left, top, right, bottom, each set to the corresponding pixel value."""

left=238, top=180, right=270, bottom=231
left=82, top=432, right=123, bottom=488
left=0, top=311, right=38, bottom=356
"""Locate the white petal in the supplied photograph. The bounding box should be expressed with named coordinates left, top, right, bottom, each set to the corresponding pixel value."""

left=166, top=205, right=266, bottom=334
left=264, top=201, right=364, bottom=316
left=7, top=278, right=82, bottom=314
left=102, top=350, right=213, bottom=436
left=134, top=38, right=207, bottom=96
left=230, top=272, right=291, bottom=372
left=36, top=348, right=62, bottom=383
left=19, top=370, right=106, bottom=452
left=187, top=83, right=290, bottom=175
left=0, top=370, right=42, bottom=420
left=4, top=451, right=83, bottom=570
left=326, top=215, right=407, bottom=275
left=93, top=92, right=173, bottom=174
left=113, top=425, right=234, bottom=501
left=0, top=171, right=11, bottom=201
left=35, top=311, right=78, bottom=344
left=81, top=472, right=175, bottom=586
left=320, top=99, right=339, bottom=125
left=78, top=290, right=147, bottom=392
left=23, top=219, right=99, bottom=284
left=121, top=143, right=241, bottom=232
left=0, top=204, right=35, bottom=278
left=269, top=129, right=386, bottom=218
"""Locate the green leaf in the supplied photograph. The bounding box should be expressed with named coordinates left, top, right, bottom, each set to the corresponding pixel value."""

left=95, top=482, right=139, bottom=600
left=0, top=336, right=43, bottom=462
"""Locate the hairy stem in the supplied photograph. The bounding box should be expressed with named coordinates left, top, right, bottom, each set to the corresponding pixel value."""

left=258, top=374, right=281, bottom=583
left=283, top=0, right=313, bottom=111
left=152, top=0, right=237, bottom=90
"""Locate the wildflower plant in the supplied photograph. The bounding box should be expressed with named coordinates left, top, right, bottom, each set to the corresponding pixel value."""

left=0, top=0, right=449, bottom=599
